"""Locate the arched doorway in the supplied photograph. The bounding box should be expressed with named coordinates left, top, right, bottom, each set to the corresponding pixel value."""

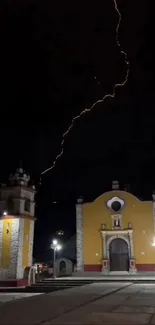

left=109, top=238, right=129, bottom=271
left=59, top=260, right=66, bottom=273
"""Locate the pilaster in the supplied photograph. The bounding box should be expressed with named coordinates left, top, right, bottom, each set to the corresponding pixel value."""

left=30, top=202, right=35, bottom=216
left=76, top=198, right=84, bottom=272
left=0, top=219, right=3, bottom=266
left=103, top=232, right=107, bottom=258
left=128, top=230, right=134, bottom=258
left=16, top=218, right=24, bottom=279
left=28, top=220, right=35, bottom=266
left=152, top=192, right=155, bottom=232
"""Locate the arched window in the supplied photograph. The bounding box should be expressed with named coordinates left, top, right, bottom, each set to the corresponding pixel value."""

left=24, top=199, right=30, bottom=212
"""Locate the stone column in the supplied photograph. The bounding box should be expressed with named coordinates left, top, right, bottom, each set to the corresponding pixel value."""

left=101, top=231, right=109, bottom=273
left=128, top=230, right=134, bottom=258
left=28, top=220, right=35, bottom=267
left=152, top=192, right=155, bottom=232
left=103, top=233, right=107, bottom=258
left=76, top=197, right=84, bottom=272
left=128, top=230, right=137, bottom=274
left=0, top=219, right=4, bottom=268
left=16, top=218, right=24, bottom=279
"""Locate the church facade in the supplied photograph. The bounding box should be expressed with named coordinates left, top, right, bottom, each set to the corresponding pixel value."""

left=76, top=181, right=155, bottom=273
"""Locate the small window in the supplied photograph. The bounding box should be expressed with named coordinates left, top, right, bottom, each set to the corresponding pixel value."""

left=24, top=199, right=30, bottom=212
left=111, top=201, right=121, bottom=212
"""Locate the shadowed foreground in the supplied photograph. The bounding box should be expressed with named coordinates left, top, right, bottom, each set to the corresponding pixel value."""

left=1, top=282, right=155, bottom=324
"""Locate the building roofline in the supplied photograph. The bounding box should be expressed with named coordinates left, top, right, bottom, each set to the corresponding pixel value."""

left=92, top=190, right=151, bottom=203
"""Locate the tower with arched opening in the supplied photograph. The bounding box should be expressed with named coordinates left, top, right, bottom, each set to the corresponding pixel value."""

left=0, top=168, right=36, bottom=283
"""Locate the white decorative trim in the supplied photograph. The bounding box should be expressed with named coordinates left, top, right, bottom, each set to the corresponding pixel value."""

left=153, top=199, right=155, bottom=233
left=103, top=233, right=106, bottom=258
left=107, top=197, right=125, bottom=212
left=11, top=219, right=20, bottom=278
left=101, top=229, right=133, bottom=236
left=106, top=234, right=130, bottom=260
left=28, top=220, right=34, bottom=266
left=16, top=218, right=24, bottom=279
left=128, top=231, right=134, bottom=258
left=76, top=202, right=83, bottom=271
left=0, top=220, right=4, bottom=266
left=101, top=229, right=136, bottom=274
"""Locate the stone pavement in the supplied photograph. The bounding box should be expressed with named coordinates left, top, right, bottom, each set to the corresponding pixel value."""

left=63, top=272, right=155, bottom=281
left=1, top=282, right=155, bottom=324
left=44, top=283, right=155, bottom=325
left=0, top=292, right=43, bottom=304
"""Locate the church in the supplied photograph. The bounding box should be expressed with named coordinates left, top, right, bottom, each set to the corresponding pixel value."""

left=76, top=181, right=155, bottom=273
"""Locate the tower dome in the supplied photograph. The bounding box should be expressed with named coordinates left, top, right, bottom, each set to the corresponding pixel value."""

left=9, top=168, right=30, bottom=187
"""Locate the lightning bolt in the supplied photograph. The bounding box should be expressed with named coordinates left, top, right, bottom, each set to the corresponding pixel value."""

left=41, top=0, right=129, bottom=176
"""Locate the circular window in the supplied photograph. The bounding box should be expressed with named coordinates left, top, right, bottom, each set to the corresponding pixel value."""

left=111, top=201, right=121, bottom=212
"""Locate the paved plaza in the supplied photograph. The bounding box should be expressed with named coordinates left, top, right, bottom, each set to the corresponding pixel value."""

left=1, top=282, right=155, bottom=324
left=0, top=292, right=43, bottom=304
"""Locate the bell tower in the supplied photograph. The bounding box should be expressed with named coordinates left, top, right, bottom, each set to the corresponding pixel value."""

left=0, top=168, right=36, bottom=280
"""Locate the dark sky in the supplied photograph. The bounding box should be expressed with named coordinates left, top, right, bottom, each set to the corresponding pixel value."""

left=0, top=0, right=153, bottom=259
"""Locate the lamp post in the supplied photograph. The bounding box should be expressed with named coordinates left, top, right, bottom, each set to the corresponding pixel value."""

left=51, top=239, right=62, bottom=278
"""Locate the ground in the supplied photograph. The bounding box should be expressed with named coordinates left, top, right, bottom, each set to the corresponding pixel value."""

left=1, top=282, right=155, bottom=324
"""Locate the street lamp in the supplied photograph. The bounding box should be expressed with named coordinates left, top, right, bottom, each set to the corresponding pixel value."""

left=51, top=239, right=62, bottom=278
left=3, top=211, right=8, bottom=216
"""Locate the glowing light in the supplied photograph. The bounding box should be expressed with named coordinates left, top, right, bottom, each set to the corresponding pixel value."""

left=3, top=211, right=7, bottom=216
left=41, top=0, right=129, bottom=176
left=56, top=244, right=62, bottom=251
left=57, top=230, right=64, bottom=236
left=51, top=239, right=62, bottom=251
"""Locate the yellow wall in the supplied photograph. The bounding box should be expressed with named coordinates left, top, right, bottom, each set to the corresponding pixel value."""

left=1, top=219, right=12, bottom=268
left=83, top=190, right=155, bottom=266
left=22, top=219, right=30, bottom=268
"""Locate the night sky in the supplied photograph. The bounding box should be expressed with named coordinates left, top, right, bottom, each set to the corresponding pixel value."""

left=0, top=1, right=153, bottom=260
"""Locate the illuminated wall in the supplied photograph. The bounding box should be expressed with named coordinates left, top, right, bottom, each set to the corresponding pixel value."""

left=22, top=219, right=30, bottom=268
left=0, top=217, right=35, bottom=279
left=81, top=190, right=155, bottom=272
left=0, top=219, right=12, bottom=268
